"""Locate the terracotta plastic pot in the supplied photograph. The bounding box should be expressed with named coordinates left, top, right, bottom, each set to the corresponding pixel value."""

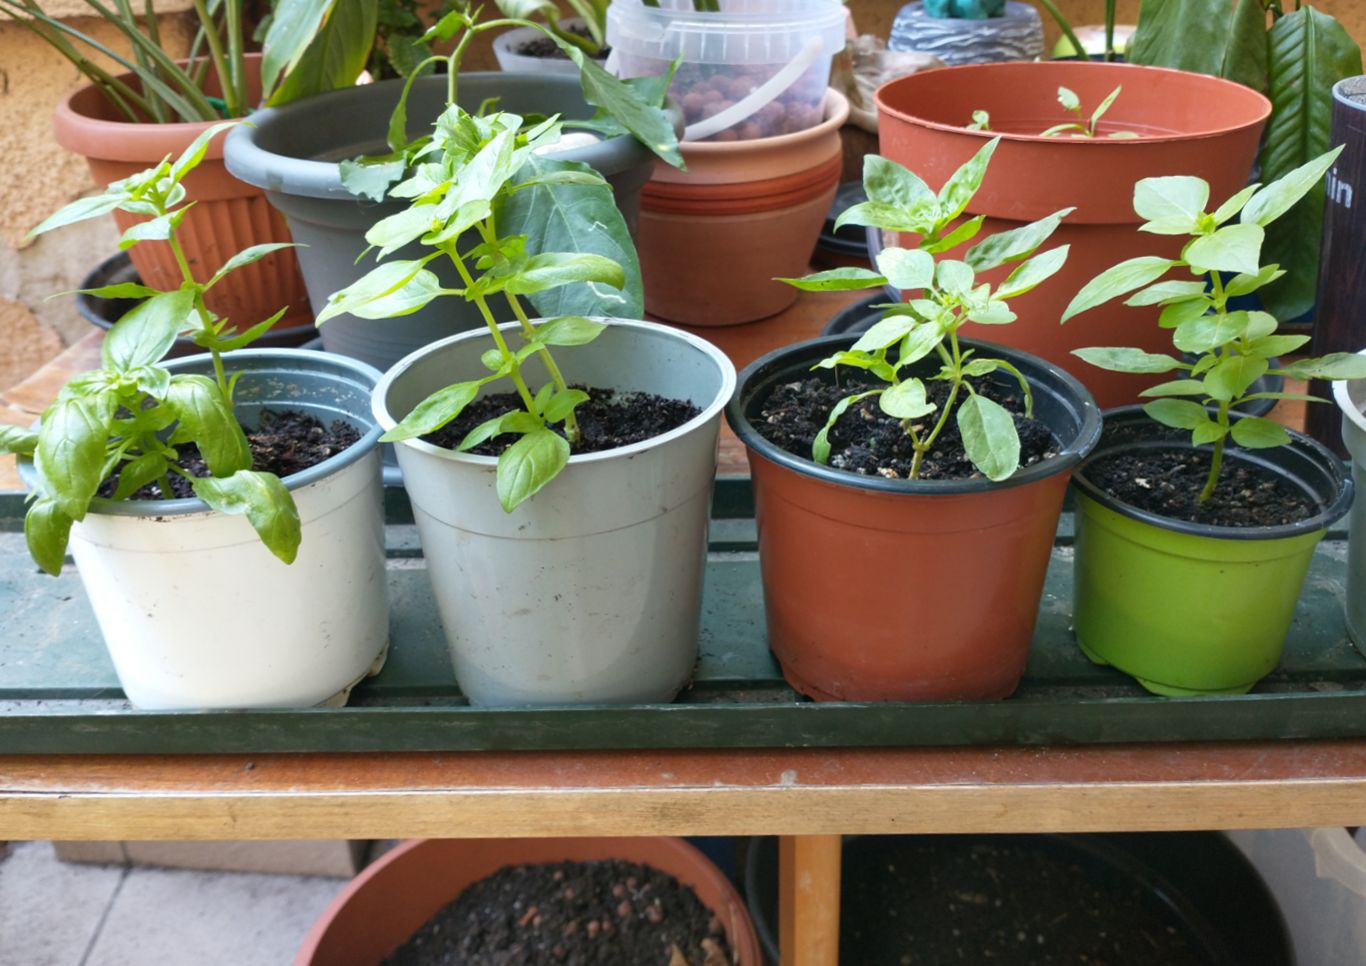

left=1071, top=407, right=1352, bottom=696
left=726, top=336, right=1101, bottom=702
left=638, top=89, right=849, bottom=326
left=875, top=61, right=1270, bottom=409
left=51, top=54, right=309, bottom=332
left=296, top=837, right=762, bottom=965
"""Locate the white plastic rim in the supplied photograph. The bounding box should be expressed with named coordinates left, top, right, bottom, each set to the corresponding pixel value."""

left=1333, top=349, right=1366, bottom=465
left=606, top=0, right=848, bottom=64
left=371, top=318, right=736, bottom=706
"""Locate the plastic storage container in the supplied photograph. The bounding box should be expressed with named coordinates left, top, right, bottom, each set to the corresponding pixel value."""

left=606, top=0, right=847, bottom=142
left=1226, top=828, right=1366, bottom=965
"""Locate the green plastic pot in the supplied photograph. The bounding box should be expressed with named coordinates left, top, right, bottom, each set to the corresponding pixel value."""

left=1071, top=407, right=1352, bottom=697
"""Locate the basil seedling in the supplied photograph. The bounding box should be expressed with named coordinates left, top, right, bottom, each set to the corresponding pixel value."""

left=1041, top=85, right=1137, bottom=139
left=778, top=140, right=1072, bottom=481
left=0, top=123, right=301, bottom=574
left=1063, top=145, right=1366, bottom=503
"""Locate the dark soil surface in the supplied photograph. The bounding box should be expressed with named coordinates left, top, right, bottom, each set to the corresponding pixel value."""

left=424, top=387, right=699, bottom=456
left=99, top=410, right=359, bottom=500
left=384, top=859, right=731, bottom=966
left=1083, top=448, right=1315, bottom=527
left=754, top=373, right=1058, bottom=481
left=840, top=836, right=1211, bottom=965
left=512, top=25, right=609, bottom=61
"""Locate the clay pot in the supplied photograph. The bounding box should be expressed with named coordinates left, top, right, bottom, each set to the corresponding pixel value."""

left=875, top=61, right=1270, bottom=409
left=726, top=336, right=1101, bottom=702
left=638, top=89, right=850, bottom=326
left=52, top=54, right=309, bottom=332
left=295, top=837, right=762, bottom=965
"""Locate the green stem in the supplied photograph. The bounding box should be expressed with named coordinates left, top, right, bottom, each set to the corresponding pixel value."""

left=449, top=252, right=539, bottom=416
left=1104, top=0, right=1115, bottom=60
left=225, top=0, right=245, bottom=116
left=1034, top=0, right=1090, bottom=61
left=190, top=0, right=234, bottom=117
left=504, top=293, right=583, bottom=444
left=1197, top=404, right=1230, bottom=504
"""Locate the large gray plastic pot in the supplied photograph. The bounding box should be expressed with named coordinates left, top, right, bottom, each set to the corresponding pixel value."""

left=371, top=319, right=736, bottom=707
left=1334, top=350, right=1366, bottom=657
left=223, top=73, right=660, bottom=373
left=22, top=350, right=389, bottom=710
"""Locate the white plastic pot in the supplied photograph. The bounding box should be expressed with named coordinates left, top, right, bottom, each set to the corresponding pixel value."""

left=492, top=24, right=586, bottom=76
left=1334, top=352, right=1366, bottom=657
left=372, top=319, right=736, bottom=707
left=53, top=350, right=389, bottom=710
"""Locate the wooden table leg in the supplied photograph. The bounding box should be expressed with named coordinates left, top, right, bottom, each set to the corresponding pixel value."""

left=779, top=834, right=841, bottom=966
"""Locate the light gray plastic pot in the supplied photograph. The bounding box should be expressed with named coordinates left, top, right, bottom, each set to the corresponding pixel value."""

left=1334, top=351, right=1366, bottom=657
left=371, top=319, right=736, bottom=707
left=223, top=72, right=660, bottom=373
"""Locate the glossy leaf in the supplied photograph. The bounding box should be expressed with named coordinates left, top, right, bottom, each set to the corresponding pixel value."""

left=1173, top=310, right=1252, bottom=354
left=102, top=288, right=195, bottom=371
left=1231, top=416, right=1292, bottom=449
left=1144, top=398, right=1213, bottom=430
left=28, top=192, right=124, bottom=238
left=779, top=267, right=888, bottom=292
left=1277, top=353, right=1366, bottom=381
left=503, top=253, right=624, bottom=296
left=1072, top=347, right=1185, bottom=374
left=964, top=208, right=1072, bottom=273
left=1062, top=256, right=1175, bottom=321
left=532, top=316, right=607, bottom=347
left=1138, top=379, right=1208, bottom=398
left=497, top=427, right=571, bottom=512
left=1183, top=223, right=1265, bottom=275
left=1134, top=176, right=1209, bottom=230
left=0, top=425, right=38, bottom=456
left=36, top=391, right=116, bottom=521
left=164, top=374, right=251, bottom=477
left=862, top=154, right=936, bottom=211
left=937, top=139, right=999, bottom=222
left=957, top=394, right=1018, bottom=482
left=876, top=248, right=935, bottom=291
left=317, top=259, right=435, bottom=324
left=879, top=379, right=936, bottom=420
left=1243, top=145, right=1345, bottom=228
left=850, top=315, right=917, bottom=353
left=383, top=379, right=484, bottom=442
left=994, top=245, right=1069, bottom=300
left=812, top=390, right=880, bottom=464
left=1130, top=0, right=1232, bottom=76
left=1204, top=355, right=1269, bottom=402
left=1124, top=281, right=1207, bottom=307
left=193, top=471, right=302, bottom=565
left=267, top=0, right=378, bottom=107
left=24, top=497, right=73, bottom=577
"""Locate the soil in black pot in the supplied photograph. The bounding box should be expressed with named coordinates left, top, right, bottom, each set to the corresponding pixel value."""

left=840, top=836, right=1214, bottom=965
left=755, top=373, right=1058, bottom=481
left=100, top=410, right=360, bottom=500
left=423, top=387, right=699, bottom=456
left=1082, top=448, right=1316, bottom=528
left=384, top=859, right=732, bottom=966
left=512, top=25, right=609, bottom=61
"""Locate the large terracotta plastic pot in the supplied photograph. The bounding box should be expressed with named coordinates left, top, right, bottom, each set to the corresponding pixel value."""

left=296, top=837, right=762, bottom=965
left=726, top=336, right=1101, bottom=702
left=51, top=54, right=309, bottom=332
left=1071, top=407, right=1352, bottom=696
left=876, top=61, right=1270, bottom=409
left=638, top=89, right=849, bottom=326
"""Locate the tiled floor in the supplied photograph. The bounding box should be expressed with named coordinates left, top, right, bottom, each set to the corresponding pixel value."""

left=0, top=842, right=343, bottom=966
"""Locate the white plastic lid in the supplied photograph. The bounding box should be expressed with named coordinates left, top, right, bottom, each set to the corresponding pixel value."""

left=607, top=0, right=848, bottom=66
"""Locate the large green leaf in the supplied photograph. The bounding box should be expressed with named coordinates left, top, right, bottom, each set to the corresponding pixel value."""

left=561, top=46, right=683, bottom=168
left=1257, top=7, right=1362, bottom=320
left=1130, top=0, right=1232, bottom=75
left=498, top=155, right=642, bottom=320
left=36, top=390, right=117, bottom=521
left=267, top=0, right=378, bottom=107
left=193, top=471, right=301, bottom=565
left=957, top=394, right=1019, bottom=482
left=24, top=497, right=74, bottom=577
left=497, top=427, right=571, bottom=512
left=1062, top=257, right=1176, bottom=322
left=164, top=374, right=252, bottom=477
left=102, top=288, right=195, bottom=371
left=262, top=0, right=338, bottom=95
left=1221, top=0, right=1270, bottom=91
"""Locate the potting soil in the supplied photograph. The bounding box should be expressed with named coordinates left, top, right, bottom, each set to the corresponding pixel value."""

left=98, top=409, right=359, bottom=500
left=423, top=387, right=699, bottom=456
left=383, top=859, right=731, bottom=966
left=755, top=374, right=1058, bottom=481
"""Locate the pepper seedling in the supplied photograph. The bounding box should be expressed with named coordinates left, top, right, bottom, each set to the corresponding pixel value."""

left=1062, top=145, right=1366, bottom=503
left=1041, top=86, right=1137, bottom=139
left=0, top=123, right=301, bottom=574
left=777, top=140, right=1072, bottom=481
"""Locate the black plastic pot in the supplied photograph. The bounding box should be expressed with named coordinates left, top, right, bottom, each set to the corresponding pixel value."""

left=75, top=253, right=317, bottom=356
left=744, top=834, right=1295, bottom=966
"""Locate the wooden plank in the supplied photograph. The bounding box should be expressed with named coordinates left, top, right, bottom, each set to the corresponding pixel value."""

left=2, top=741, right=1365, bottom=841
left=780, top=835, right=841, bottom=966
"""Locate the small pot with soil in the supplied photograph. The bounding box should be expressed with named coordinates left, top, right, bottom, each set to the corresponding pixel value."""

left=492, top=18, right=606, bottom=76
left=19, top=349, right=389, bottom=710
left=1071, top=406, right=1351, bottom=696
left=297, top=837, right=761, bottom=965
left=728, top=335, right=1099, bottom=702
left=372, top=319, right=735, bottom=707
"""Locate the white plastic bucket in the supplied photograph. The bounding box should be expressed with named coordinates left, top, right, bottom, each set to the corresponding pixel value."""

left=606, top=0, right=847, bottom=142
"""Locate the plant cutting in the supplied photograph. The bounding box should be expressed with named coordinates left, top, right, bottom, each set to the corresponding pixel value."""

left=0, top=126, right=388, bottom=710
left=225, top=4, right=682, bottom=372
left=875, top=59, right=1271, bottom=409
left=1060, top=147, right=1365, bottom=695
left=725, top=145, right=1100, bottom=702
left=1123, top=0, right=1362, bottom=320
left=968, top=84, right=1135, bottom=138
left=334, top=41, right=735, bottom=706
